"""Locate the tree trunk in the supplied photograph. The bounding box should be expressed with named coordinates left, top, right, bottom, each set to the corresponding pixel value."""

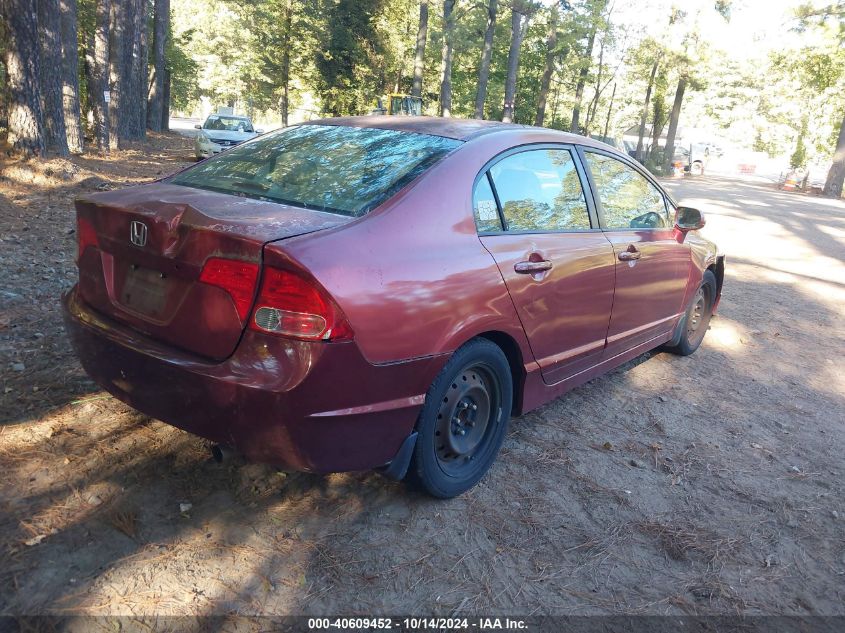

left=110, top=0, right=146, bottom=141
left=282, top=0, right=292, bottom=126
left=84, top=30, right=96, bottom=124
left=132, top=0, right=148, bottom=139
left=823, top=113, right=845, bottom=198
left=39, top=0, right=70, bottom=155
left=502, top=9, right=527, bottom=123
left=93, top=0, right=111, bottom=151
left=60, top=0, right=83, bottom=152
left=534, top=7, right=558, bottom=127
left=109, top=0, right=127, bottom=148
left=2, top=0, right=45, bottom=156
left=635, top=57, right=658, bottom=162
left=411, top=1, right=428, bottom=99
left=393, top=8, right=412, bottom=93
left=473, top=0, right=497, bottom=119
left=663, top=76, right=686, bottom=173
left=147, top=0, right=169, bottom=131
left=602, top=81, right=615, bottom=139
left=570, top=27, right=596, bottom=133
left=584, top=35, right=605, bottom=134
left=550, top=77, right=561, bottom=127
left=650, top=102, right=664, bottom=163
left=161, top=67, right=170, bottom=130
left=438, top=0, right=455, bottom=117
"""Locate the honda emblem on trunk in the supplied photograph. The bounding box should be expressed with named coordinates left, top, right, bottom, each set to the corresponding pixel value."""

left=130, top=220, right=148, bottom=247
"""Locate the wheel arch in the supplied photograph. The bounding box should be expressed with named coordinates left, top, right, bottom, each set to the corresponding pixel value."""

left=475, top=330, right=526, bottom=416
left=706, top=255, right=725, bottom=311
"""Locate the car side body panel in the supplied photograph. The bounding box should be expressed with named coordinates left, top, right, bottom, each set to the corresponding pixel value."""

left=480, top=232, right=616, bottom=385
left=599, top=228, right=690, bottom=356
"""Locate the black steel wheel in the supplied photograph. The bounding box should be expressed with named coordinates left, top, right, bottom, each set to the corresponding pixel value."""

left=407, top=338, right=512, bottom=498
left=665, top=270, right=717, bottom=356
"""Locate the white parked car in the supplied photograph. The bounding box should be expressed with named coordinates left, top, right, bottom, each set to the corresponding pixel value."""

left=194, top=115, right=262, bottom=159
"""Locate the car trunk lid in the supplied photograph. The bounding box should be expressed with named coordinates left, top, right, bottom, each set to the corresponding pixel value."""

left=75, top=183, right=350, bottom=360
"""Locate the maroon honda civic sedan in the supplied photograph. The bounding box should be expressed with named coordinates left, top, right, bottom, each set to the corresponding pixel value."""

left=63, top=116, right=724, bottom=498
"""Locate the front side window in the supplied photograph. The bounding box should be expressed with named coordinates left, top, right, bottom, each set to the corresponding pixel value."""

left=488, top=148, right=591, bottom=232
left=170, top=124, right=461, bottom=217
left=583, top=152, right=670, bottom=229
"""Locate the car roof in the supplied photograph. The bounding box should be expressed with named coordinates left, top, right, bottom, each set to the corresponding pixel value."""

left=309, top=115, right=603, bottom=145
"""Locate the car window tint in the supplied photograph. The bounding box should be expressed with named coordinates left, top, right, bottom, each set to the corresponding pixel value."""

left=489, top=149, right=590, bottom=232
left=170, top=124, right=461, bottom=217
left=473, top=174, right=502, bottom=232
left=584, top=152, right=669, bottom=229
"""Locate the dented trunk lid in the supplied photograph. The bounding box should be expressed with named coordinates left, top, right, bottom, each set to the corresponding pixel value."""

left=75, top=183, right=350, bottom=360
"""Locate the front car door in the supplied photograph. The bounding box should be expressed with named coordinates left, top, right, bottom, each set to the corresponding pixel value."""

left=475, top=146, right=616, bottom=385
left=579, top=149, right=690, bottom=357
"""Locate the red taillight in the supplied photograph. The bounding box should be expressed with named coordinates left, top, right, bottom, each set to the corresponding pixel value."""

left=77, top=216, right=99, bottom=261
left=249, top=267, right=353, bottom=341
left=199, top=257, right=259, bottom=322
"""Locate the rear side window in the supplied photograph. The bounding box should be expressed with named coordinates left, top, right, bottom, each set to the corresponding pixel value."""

left=583, top=152, right=670, bottom=229
left=473, top=174, right=502, bottom=232
left=488, top=149, right=591, bottom=232
left=170, top=124, right=461, bottom=217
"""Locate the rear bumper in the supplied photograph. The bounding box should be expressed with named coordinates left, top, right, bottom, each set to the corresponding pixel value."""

left=62, top=286, right=446, bottom=472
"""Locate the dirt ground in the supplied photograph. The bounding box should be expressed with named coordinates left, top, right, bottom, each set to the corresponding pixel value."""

left=1, top=136, right=844, bottom=618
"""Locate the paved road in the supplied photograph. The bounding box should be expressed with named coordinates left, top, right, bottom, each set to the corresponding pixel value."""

left=169, top=116, right=202, bottom=138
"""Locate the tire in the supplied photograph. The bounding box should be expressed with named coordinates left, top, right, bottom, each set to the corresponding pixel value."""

left=406, top=338, right=513, bottom=498
left=665, top=270, right=717, bottom=356
left=690, top=161, right=704, bottom=176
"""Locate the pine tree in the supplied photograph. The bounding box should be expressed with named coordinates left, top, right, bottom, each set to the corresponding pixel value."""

left=147, top=0, right=169, bottom=131
left=60, top=0, right=83, bottom=152
left=39, top=0, right=70, bottom=155
left=2, top=0, right=46, bottom=156
left=438, top=0, right=456, bottom=117
left=411, top=1, right=428, bottom=98
left=92, top=0, right=111, bottom=151
left=473, top=0, right=497, bottom=119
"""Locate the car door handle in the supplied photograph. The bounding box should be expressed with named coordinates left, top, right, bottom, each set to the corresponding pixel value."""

left=618, top=247, right=641, bottom=261
left=514, top=260, right=553, bottom=274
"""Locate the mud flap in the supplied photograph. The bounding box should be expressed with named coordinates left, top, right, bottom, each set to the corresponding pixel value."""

left=666, top=313, right=688, bottom=349
left=378, top=432, right=418, bottom=481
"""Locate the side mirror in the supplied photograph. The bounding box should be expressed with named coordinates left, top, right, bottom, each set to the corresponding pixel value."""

left=194, top=124, right=202, bottom=129
left=674, top=206, right=705, bottom=232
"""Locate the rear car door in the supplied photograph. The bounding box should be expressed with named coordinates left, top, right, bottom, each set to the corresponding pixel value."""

left=579, top=149, right=689, bottom=356
left=476, top=146, right=616, bottom=385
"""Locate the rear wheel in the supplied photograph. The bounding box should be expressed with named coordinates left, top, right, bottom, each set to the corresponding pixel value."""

left=665, top=270, right=717, bottom=356
left=406, top=338, right=512, bottom=498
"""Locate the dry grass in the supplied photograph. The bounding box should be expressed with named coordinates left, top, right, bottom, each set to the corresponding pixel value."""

left=635, top=520, right=745, bottom=566
left=107, top=510, right=138, bottom=540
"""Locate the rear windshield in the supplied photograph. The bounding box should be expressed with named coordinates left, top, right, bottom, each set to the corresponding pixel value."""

left=170, top=124, right=461, bottom=216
